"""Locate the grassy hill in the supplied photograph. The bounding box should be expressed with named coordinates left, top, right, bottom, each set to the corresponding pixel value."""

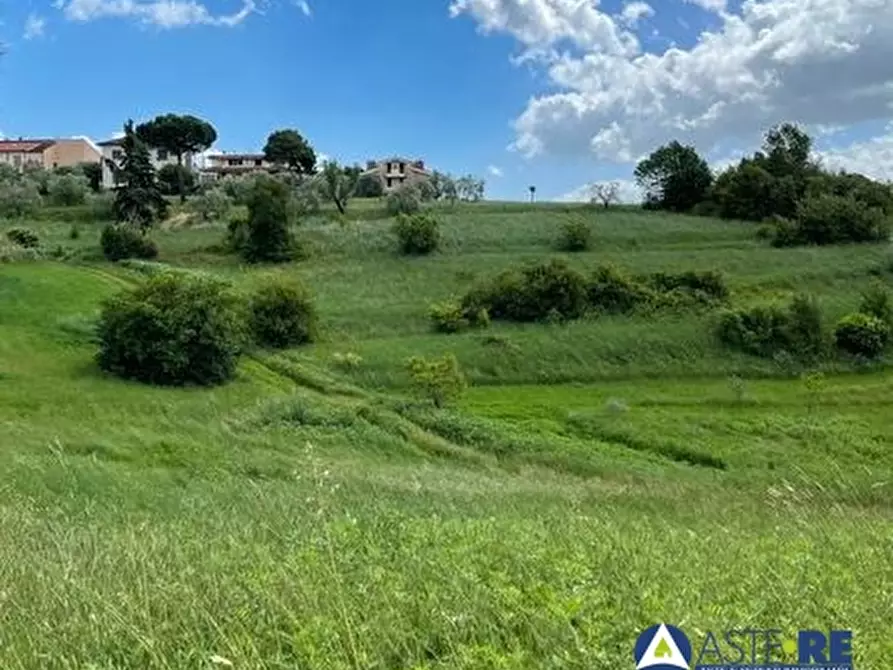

left=1, top=201, right=892, bottom=668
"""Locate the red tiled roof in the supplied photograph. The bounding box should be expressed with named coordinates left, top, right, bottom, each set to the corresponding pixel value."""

left=0, top=139, right=55, bottom=154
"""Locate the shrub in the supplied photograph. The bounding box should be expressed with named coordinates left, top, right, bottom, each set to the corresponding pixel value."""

left=386, top=183, right=421, bottom=216
left=47, top=173, right=89, bottom=207
left=6, top=227, right=40, bottom=249
left=557, top=219, right=592, bottom=252
left=834, top=313, right=889, bottom=359
left=769, top=217, right=802, bottom=247
left=859, top=283, right=893, bottom=327
left=190, top=188, right=232, bottom=222
left=354, top=173, right=384, bottom=198
left=100, top=224, right=158, bottom=262
left=0, top=243, right=43, bottom=263
left=157, top=164, right=198, bottom=197
left=715, top=305, right=791, bottom=357
left=406, top=354, right=467, bottom=408
left=715, top=294, right=825, bottom=359
left=69, top=224, right=80, bottom=240
left=428, top=300, right=489, bottom=334
left=587, top=265, right=652, bottom=314
left=0, top=181, right=42, bottom=218
left=96, top=272, right=244, bottom=386
left=464, top=259, right=589, bottom=323
left=648, top=270, right=729, bottom=303
left=393, top=212, right=440, bottom=255
left=241, top=175, right=297, bottom=263
left=785, top=293, right=826, bottom=360
left=224, top=213, right=250, bottom=254
left=87, top=192, right=116, bottom=221
left=248, top=278, right=318, bottom=348
left=794, top=193, right=889, bottom=245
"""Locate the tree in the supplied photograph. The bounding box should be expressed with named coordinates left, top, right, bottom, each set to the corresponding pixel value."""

left=241, top=175, right=297, bottom=263
left=761, top=122, right=814, bottom=180
left=354, top=173, right=384, bottom=198
left=456, top=175, right=485, bottom=202
left=634, top=141, right=713, bottom=212
left=80, top=162, right=103, bottom=192
left=529, top=185, right=536, bottom=203
left=157, top=163, right=197, bottom=197
left=113, top=120, right=168, bottom=231
left=318, top=160, right=356, bottom=215
left=590, top=182, right=619, bottom=209
left=263, top=129, right=316, bottom=175
left=136, top=114, right=217, bottom=202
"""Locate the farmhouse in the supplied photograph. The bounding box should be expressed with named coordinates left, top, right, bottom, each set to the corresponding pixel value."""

left=200, top=152, right=275, bottom=182
left=362, top=157, right=430, bottom=192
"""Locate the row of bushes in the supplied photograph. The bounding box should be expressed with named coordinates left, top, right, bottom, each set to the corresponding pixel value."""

left=97, top=272, right=317, bottom=386
left=430, top=259, right=729, bottom=333
left=716, top=285, right=893, bottom=361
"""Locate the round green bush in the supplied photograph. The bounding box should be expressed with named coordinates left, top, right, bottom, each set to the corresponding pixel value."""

left=100, top=224, right=158, bottom=262
left=96, top=273, right=244, bottom=386
left=248, top=278, right=318, bottom=348
left=834, top=313, right=889, bottom=359
left=386, top=184, right=421, bottom=216
left=393, top=212, right=440, bottom=255
left=6, top=227, right=40, bottom=249
left=557, top=219, right=592, bottom=252
left=464, top=259, right=588, bottom=323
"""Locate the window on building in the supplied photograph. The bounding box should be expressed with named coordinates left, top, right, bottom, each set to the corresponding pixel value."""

left=254, top=159, right=263, bottom=166
left=112, top=149, right=123, bottom=161
left=157, top=149, right=168, bottom=161
left=387, top=177, right=393, bottom=188
left=399, top=162, right=405, bottom=173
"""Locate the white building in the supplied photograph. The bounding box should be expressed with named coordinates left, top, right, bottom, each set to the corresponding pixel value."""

left=97, top=136, right=194, bottom=190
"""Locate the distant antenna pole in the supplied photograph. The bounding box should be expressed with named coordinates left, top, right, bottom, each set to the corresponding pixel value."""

left=529, top=185, right=536, bottom=203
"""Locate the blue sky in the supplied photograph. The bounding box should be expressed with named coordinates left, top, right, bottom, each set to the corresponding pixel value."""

left=2, top=0, right=892, bottom=202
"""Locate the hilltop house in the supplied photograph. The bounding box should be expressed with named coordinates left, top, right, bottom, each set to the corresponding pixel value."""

left=97, top=137, right=193, bottom=190
left=0, top=138, right=101, bottom=171
left=200, top=152, right=274, bottom=182
left=361, top=157, right=430, bottom=192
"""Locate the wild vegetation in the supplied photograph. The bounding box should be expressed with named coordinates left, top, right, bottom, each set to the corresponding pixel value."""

left=1, top=118, right=893, bottom=668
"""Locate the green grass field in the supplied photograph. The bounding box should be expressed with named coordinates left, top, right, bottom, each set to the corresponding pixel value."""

left=2, top=201, right=892, bottom=668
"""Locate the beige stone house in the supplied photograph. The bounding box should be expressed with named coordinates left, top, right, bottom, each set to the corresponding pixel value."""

left=361, top=157, right=430, bottom=192
left=200, top=152, right=274, bottom=182
left=0, top=138, right=101, bottom=171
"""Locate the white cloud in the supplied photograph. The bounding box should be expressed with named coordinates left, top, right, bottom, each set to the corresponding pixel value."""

left=558, top=179, right=643, bottom=204
left=618, top=2, right=654, bottom=28
left=818, top=126, right=893, bottom=181
left=450, top=0, right=893, bottom=168
left=23, top=14, right=46, bottom=39
left=293, top=0, right=311, bottom=16
left=487, top=165, right=504, bottom=177
left=683, top=0, right=727, bottom=13
left=57, top=0, right=258, bottom=28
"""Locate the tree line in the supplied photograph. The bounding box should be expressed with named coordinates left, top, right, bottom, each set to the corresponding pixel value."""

left=632, top=123, right=893, bottom=246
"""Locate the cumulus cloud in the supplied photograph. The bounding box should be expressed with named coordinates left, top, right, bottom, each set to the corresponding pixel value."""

left=23, top=14, right=47, bottom=39
left=450, top=0, right=893, bottom=166
left=57, top=0, right=258, bottom=28
left=818, top=126, right=893, bottom=181
left=488, top=165, right=504, bottom=177
left=293, top=0, right=311, bottom=16
left=558, top=179, right=643, bottom=204
left=618, top=2, right=654, bottom=28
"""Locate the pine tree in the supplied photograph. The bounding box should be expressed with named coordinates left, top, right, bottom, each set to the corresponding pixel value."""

left=113, top=120, right=168, bottom=231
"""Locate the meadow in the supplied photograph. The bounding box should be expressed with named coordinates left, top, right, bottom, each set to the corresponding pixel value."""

left=1, top=200, right=892, bottom=669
